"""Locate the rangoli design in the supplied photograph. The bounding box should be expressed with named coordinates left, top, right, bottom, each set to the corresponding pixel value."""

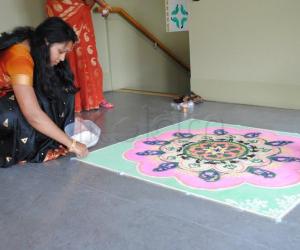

left=125, top=127, right=300, bottom=190
left=78, top=120, right=300, bottom=220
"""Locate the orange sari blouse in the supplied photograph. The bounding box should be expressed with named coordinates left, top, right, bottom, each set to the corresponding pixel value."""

left=0, top=44, right=33, bottom=96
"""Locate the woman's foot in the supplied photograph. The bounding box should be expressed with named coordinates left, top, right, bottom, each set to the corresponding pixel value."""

left=100, top=99, right=114, bottom=109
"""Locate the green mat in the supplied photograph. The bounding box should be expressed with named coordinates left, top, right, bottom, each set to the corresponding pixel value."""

left=77, top=119, right=300, bottom=221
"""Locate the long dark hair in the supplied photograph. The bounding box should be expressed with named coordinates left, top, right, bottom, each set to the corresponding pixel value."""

left=0, top=17, right=78, bottom=100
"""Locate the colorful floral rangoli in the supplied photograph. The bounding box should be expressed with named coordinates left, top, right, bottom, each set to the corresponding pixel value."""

left=125, top=127, right=300, bottom=190
left=78, top=120, right=300, bottom=220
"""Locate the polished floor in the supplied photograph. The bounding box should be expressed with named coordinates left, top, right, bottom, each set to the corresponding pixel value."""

left=1, top=91, right=300, bottom=250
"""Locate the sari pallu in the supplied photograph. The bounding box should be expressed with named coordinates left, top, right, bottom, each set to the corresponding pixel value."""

left=46, top=0, right=104, bottom=112
left=0, top=90, right=74, bottom=168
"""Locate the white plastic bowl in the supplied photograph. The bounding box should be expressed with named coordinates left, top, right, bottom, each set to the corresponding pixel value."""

left=64, top=118, right=101, bottom=148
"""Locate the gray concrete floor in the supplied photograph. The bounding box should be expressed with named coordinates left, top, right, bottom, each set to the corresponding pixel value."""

left=1, top=91, right=300, bottom=250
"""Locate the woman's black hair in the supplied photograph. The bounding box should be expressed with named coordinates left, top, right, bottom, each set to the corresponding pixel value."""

left=0, top=26, right=34, bottom=50
left=0, top=17, right=78, bottom=101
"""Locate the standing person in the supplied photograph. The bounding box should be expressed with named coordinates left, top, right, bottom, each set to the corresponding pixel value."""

left=46, top=0, right=114, bottom=112
left=0, top=17, right=89, bottom=168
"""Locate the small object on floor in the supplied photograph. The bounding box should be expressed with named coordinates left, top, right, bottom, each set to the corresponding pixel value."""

left=173, top=92, right=203, bottom=104
left=171, top=100, right=194, bottom=113
left=181, top=100, right=194, bottom=113
left=64, top=118, right=101, bottom=148
left=173, top=94, right=190, bottom=104
left=190, top=92, right=204, bottom=104
left=100, top=99, right=114, bottom=109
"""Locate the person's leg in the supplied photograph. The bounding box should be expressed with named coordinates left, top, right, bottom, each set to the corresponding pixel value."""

left=85, top=10, right=114, bottom=109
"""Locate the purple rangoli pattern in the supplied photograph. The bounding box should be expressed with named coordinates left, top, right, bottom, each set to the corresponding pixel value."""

left=124, top=127, right=300, bottom=189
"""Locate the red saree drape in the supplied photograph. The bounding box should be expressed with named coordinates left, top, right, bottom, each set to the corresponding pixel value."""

left=46, top=0, right=104, bottom=112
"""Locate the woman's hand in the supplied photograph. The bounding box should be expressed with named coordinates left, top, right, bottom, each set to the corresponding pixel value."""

left=12, top=85, right=88, bottom=158
left=101, top=7, right=111, bottom=17
left=93, top=0, right=112, bottom=17
left=69, top=140, right=89, bottom=158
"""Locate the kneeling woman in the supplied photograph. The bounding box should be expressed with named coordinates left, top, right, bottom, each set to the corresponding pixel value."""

left=0, top=17, right=88, bottom=168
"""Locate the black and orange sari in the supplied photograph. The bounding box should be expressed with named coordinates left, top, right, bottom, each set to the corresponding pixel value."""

left=0, top=44, right=74, bottom=167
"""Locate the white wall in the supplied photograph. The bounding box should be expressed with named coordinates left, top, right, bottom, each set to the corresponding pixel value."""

left=189, top=0, right=300, bottom=109
left=0, top=0, right=44, bottom=31
left=93, top=0, right=190, bottom=94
